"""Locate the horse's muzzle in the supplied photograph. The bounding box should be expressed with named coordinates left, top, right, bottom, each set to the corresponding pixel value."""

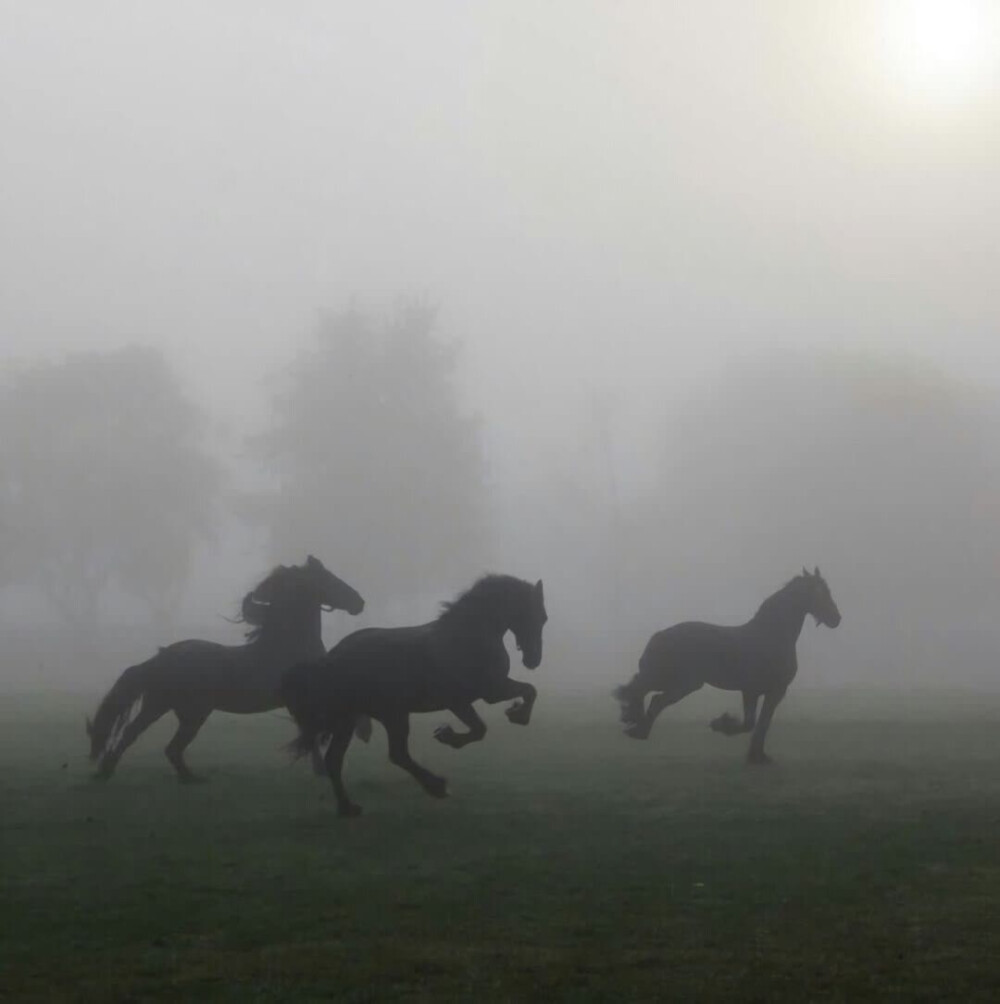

left=521, top=649, right=542, bottom=670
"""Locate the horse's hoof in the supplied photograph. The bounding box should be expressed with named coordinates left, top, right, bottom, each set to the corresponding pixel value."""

left=178, top=772, right=208, bottom=785
left=424, top=777, right=449, bottom=799
left=505, top=705, right=530, bottom=726
left=710, top=713, right=741, bottom=735
left=92, top=770, right=113, bottom=783
left=746, top=753, right=773, bottom=767
left=338, top=802, right=363, bottom=818
left=623, top=725, right=649, bottom=740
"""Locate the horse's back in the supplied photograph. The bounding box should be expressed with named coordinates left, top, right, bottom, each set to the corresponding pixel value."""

left=303, top=621, right=463, bottom=714
left=149, top=638, right=276, bottom=707
left=158, top=638, right=234, bottom=659
left=643, top=620, right=742, bottom=655
left=640, top=620, right=765, bottom=688
left=332, top=622, right=433, bottom=654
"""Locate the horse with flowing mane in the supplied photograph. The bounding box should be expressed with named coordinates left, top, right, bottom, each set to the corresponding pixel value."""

left=614, top=568, right=840, bottom=764
left=87, top=555, right=364, bottom=781
left=282, top=574, right=547, bottom=816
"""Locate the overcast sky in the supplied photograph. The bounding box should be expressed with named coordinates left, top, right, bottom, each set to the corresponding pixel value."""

left=1, top=1, right=997, bottom=479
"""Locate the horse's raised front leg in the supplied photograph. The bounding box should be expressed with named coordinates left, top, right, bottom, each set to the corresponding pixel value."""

left=482, top=678, right=537, bottom=726
left=747, top=688, right=786, bottom=765
left=710, top=692, right=759, bottom=736
left=383, top=712, right=449, bottom=799
left=434, top=704, right=487, bottom=749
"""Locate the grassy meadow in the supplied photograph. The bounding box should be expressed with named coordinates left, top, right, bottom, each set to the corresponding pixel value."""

left=2, top=685, right=1000, bottom=1001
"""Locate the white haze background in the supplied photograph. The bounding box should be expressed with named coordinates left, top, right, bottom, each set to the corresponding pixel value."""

left=1, top=1, right=998, bottom=690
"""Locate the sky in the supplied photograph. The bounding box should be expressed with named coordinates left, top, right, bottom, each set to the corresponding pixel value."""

left=1, top=1, right=999, bottom=679
left=2, top=1, right=997, bottom=448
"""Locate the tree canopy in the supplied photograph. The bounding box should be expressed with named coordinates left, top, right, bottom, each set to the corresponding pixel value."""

left=254, top=302, right=487, bottom=609
left=0, top=345, right=222, bottom=625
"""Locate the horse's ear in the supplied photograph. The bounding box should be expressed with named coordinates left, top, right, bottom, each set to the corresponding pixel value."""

left=307, top=554, right=319, bottom=567
left=535, top=579, right=544, bottom=601
left=814, top=565, right=821, bottom=578
left=802, top=566, right=810, bottom=578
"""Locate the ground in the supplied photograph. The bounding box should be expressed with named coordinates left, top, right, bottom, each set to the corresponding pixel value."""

left=2, top=687, right=999, bottom=1001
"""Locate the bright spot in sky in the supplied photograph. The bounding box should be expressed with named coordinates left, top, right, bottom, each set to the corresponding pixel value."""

left=879, top=0, right=994, bottom=104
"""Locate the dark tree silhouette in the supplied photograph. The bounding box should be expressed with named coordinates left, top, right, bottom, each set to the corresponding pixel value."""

left=0, top=346, right=222, bottom=626
left=254, top=301, right=487, bottom=608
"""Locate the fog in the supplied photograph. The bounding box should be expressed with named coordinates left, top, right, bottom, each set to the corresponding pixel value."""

left=1, top=2, right=998, bottom=691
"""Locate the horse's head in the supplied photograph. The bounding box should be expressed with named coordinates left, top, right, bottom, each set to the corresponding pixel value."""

left=303, top=554, right=366, bottom=615
left=800, top=566, right=841, bottom=628
left=512, top=579, right=548, bottom=670
left=242, top=557, right=364, bottom=635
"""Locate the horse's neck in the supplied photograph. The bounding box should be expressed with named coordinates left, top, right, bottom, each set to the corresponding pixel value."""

left=440, top=608, right=509, bottom=648
left=750, top=589, right=808, bottom=643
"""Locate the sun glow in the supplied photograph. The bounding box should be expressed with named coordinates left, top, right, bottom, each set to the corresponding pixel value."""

left=879, top=0, right=994, bottom=105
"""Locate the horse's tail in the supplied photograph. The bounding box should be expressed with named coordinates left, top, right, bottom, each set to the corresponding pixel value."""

left=86, top=660, right=153, bottom=760
left=281, top=662, right=329, bottom=759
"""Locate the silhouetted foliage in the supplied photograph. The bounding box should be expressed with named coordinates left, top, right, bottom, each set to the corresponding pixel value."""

left=253, top=302, right=487, bottom=607
left=0, top=346, right=221, bottom=626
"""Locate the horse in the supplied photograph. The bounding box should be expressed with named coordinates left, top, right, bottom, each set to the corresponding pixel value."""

left=86, top=555, right=365, bottom=781
left=614, top=568, right=841, bottom=764
left=282, top=574, right=547, bottom=817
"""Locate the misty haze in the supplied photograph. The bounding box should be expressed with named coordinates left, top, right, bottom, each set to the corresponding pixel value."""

left=2, top=2, right=999, bottom=1000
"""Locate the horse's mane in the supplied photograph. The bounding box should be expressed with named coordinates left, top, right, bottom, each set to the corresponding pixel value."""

left=753, top=574, right=808, bottom=621
left=438, top=574, right=530, bottom=623
left=238, top=564, right=297, bottom=641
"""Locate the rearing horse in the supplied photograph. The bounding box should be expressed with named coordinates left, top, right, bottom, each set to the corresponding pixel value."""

left=87, top=555, right=364, bottom=781
left=614, top=568, right=841, bottom=764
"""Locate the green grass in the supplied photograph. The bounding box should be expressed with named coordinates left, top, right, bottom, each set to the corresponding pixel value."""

left=2, top=688, right=1000, bottom=1001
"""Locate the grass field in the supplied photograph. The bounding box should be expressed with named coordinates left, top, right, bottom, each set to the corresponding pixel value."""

left=3, top=686, right=1000, bottom=1001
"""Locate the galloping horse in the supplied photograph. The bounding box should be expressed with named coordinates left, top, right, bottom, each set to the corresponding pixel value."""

left=615, top=568, right=840, bottom=764
left=87, top=556, right=364, bottom=781
left=282, top=574, right=547, bottom=816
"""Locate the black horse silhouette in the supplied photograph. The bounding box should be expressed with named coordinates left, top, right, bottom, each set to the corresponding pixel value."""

left=87, top=556, right=364, bottom=781
left=615, top=568, right=840, bottom=764
left=282, top=574, right=547, bottom=816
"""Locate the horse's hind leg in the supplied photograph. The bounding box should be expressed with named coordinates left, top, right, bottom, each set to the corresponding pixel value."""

left=383, top=712, right=448, bottom=799
left=711, top=692, right=759, bottom=736
left=96, top=701, right=167, bottom=779
left=625, top=676, right=702, bottom=740
left=165, top=708, right=211, bottom=782
left=747, top=688, right=786, bottom=765
left=354, top=715, right=373, bottom=743
left=310, top=737, right=328, bottom=776
left=323, top=716, right=361, bottom=817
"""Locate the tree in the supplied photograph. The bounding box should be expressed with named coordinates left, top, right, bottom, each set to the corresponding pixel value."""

left=0, top=346, right=222, bottom=627
left=254, top=301, right=487, bottom=610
